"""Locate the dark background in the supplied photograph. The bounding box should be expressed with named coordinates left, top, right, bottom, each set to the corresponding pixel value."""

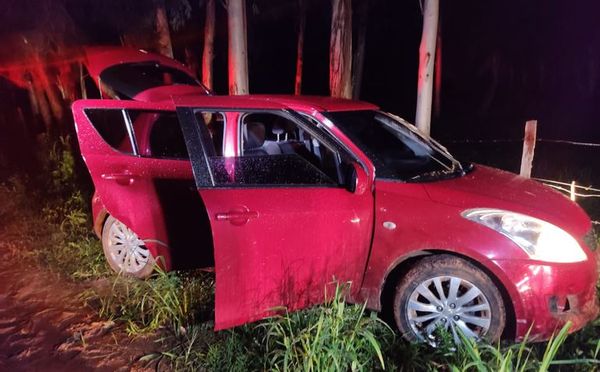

left=0, top=0, right=598, bottom=189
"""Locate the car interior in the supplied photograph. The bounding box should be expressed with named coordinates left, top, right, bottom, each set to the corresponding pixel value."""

left=241, top=113, right=344, bottom=184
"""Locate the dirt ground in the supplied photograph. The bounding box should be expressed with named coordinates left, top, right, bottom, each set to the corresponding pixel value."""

left=0, top=220, right=157, bottom=371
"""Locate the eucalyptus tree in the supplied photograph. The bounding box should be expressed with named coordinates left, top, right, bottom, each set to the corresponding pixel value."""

left=415, top=0, right=439, bottom=135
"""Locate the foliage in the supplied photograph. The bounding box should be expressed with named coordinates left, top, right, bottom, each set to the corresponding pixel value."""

left=0, top=137, right=110, bottom=280
left=260, top=283, right=393, bottom=372
left=140, top=282, right=393, bottom=371
left=33, top=137, right=111, bottom=279
left=94, top=268, right=214, bottom=335
left=41, top=135, right=78, bottom=196
left=166, top=0, right=192, bottom=31
left=147, top=325, right=259, bottom=372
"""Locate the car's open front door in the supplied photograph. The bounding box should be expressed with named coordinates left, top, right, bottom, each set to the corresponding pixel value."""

left=176, top=106, right=376, bottom=330
left=72, top=99, right=193, bottom=270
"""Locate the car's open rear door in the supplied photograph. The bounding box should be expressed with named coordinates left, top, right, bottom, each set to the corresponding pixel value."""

left=71, top=99, right=193, bottom=269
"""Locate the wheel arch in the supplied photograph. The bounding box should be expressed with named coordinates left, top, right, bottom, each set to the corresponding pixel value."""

left=380, top=249, right=517, bottom=340
left=93, top=207, right=109, bottom=238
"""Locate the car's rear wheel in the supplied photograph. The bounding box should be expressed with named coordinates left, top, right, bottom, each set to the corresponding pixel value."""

left=393, top=254, right=505, bottom=345
left=101, top=216, right=155, bottom=278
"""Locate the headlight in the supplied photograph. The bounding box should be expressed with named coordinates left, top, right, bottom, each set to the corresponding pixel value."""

left=462, top=208, right=587, bottom=263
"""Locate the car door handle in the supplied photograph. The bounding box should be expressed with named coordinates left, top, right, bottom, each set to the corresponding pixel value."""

left=101, top=172, right=137, bottom=186
left=215, top=207, right=258, bottom=226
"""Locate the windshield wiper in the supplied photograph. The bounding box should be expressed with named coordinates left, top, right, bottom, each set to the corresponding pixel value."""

left=408, top=165, right=466, bottom=183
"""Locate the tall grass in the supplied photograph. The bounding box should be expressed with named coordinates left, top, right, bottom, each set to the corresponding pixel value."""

left=143, top=282, right=394, bottom=371
left=261, top=283, right=393, bottom=372
left=145, top=324, right=256, bottom=371
left=93, top=268, right=214, bottom=335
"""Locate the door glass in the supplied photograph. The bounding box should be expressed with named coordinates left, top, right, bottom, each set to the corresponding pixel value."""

left=99, top=62, right=201, bottom=99
left=120, top=110, right=225, bottom=160
left=230, top=112, right=343, bottom=186
left=148, top=111, right=189, bottom=159
left=84, top=108, right=134, bottom=153
left=195, top=112, right=225, bottom=156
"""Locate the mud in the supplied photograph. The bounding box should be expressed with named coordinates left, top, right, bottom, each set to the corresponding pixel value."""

left=0, top=227, right=157, bottom=371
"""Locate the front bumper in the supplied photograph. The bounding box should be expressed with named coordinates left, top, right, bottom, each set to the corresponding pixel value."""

left=494, top=258, right=599, bottom=341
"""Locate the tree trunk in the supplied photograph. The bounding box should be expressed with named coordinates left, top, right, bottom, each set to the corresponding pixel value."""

left=202, top=0, right=216, bottom=91
left=433, top=18, right=442, bottom=118
left=26, top=79, right=39, bottom=116
left=415, top=0, right=439, bottom=135
left=33, top=81, right=52, bottom=132
left=44, top=83, right=64, bottom=122
left=57, top=63, right=77, bottom=103
left=32, top=58, right=63, bottom=122
left=294, top=0, right=307, bottom=95
left=352, top=0, right=369, bottom=100
left=227, top=0, right=249, bottom=95
left=329, top=0, right=352, bottom=99
left=155, top=3, right=174, bottom=58
left=184, top=48, right=199, bottom=79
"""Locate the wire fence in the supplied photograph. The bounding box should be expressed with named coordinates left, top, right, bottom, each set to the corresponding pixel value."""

left=533, top=178, right=600, bottom=199
left=444, top=136, right=600, bottom=226
left=445, top=138, right=600, bottom=148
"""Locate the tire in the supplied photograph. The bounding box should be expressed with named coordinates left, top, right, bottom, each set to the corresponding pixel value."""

left=101, top=216, right=155, bottom=278
left=393, top=254, right=505, bottom=345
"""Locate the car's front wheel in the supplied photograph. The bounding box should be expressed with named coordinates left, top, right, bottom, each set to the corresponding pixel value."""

left=393, top=254, right=505, bottom=345
left=101, top=216, right=155, bottom=278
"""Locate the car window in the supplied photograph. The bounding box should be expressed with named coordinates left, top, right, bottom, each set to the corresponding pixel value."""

left=196, top=112, right=225, bottom=157
left=99, top=62, right=201, bottom=99
left=179, top=109, right=353, bottom=188
left=146, top=111, right=188, bottom=159
left=325, top=110, right=462, bottom=181
left=239, top=113, right=343, bottom=185
left=103, top=110, right=224, bottom=160
left=84, top=108, right=134, bottom=154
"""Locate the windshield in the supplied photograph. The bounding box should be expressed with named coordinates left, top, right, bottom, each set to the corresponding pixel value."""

left=324, top=110, right=467, bottom=182
left=99, top=62, right=201, bottom=99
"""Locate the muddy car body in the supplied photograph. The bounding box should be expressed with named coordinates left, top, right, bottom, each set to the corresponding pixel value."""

left=72, top=48, right=598, bottom=343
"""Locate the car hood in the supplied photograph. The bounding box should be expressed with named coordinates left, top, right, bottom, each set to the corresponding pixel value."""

left=423, top=165, right=591, bottom=238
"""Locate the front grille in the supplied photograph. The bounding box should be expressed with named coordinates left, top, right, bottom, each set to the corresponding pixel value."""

left=584, top=229, right=598, bottom=251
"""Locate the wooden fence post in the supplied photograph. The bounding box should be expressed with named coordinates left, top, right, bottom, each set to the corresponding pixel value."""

left=520, top=120, right=537, bottom=178
left=570, top=181, right=577, bottom=201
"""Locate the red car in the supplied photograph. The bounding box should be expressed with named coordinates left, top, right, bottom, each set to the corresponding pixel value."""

left=72, top=48, right=598, bottom=344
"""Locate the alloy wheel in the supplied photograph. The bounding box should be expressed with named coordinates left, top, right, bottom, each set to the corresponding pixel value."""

left=406, top=275, right=492, bottom=345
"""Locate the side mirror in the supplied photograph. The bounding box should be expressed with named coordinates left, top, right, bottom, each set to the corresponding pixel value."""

left=343, top=162, right=368, bottom=194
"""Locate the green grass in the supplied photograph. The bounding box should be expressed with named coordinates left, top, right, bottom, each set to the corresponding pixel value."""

left=259, top=283, right=393, bottom=372
left=32, top=190, right=111, bottom=280
left=141, top=283, right=394, bottom=372
left=89, top=268, right=214, bottom=335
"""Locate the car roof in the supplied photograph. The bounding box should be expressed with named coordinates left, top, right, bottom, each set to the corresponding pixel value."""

left=170, top=94, right=379, bottom=112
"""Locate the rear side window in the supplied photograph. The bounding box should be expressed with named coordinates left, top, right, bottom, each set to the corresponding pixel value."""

left=122, top=110, right=225, bottom=160
left=148, top=112, right=189, bottom=159
left=84, top=109, right=133, bottom=153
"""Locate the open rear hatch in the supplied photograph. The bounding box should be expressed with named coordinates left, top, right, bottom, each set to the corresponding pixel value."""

left=83, top=46, right=210, bottom=100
